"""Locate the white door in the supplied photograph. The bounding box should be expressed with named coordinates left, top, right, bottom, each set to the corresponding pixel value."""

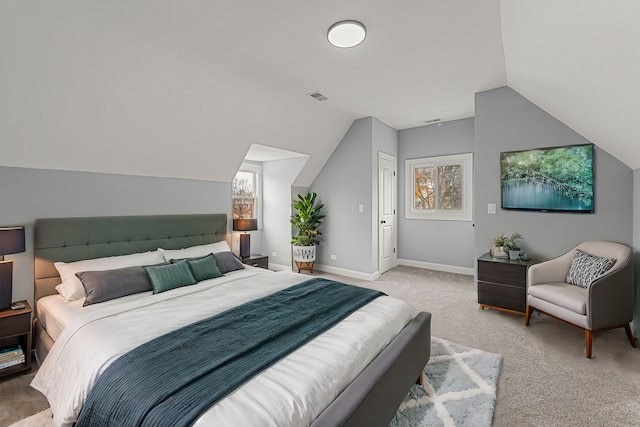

left=378, top=152, right=397, bottom=274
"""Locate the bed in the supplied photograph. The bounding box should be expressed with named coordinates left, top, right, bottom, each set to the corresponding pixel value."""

left=31, top=214, right=431, bottom=427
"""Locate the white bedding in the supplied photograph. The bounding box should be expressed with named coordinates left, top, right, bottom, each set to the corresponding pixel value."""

left=32, top=268, right=412, bottom=427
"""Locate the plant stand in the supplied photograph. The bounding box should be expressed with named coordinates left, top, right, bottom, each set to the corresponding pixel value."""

left=294, top=260, right=314, bottom=274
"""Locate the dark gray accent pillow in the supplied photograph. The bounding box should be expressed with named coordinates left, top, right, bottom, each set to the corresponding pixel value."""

left=213, top=251, right=245, bottom=274
left=144, top=260, right=197, bottom=294
left=77, top=266, right=153, bottom=306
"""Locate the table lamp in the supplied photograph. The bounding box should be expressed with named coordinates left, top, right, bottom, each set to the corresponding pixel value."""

left=233, top=219, right=257, bottom=259
left=0, top=226, right=26, bottom=310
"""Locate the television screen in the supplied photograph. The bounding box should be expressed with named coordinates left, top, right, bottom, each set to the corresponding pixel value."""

left=500, top=143, right=594, bottom=213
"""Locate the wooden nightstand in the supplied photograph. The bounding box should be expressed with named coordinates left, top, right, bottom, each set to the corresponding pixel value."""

left=477, top=253, right=541, bottom=315
left=0, top=300, right=32, bottom=379
left=242, top=255, right=269, bottom=270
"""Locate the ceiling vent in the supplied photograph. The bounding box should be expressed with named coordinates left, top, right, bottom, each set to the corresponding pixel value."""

left=309, top=92, right=328, bottom=101
left=424, top=118, right=441, bottom=125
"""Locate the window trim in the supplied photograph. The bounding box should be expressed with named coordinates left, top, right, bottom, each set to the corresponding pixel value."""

left=232, top=162, right=262, bottom=228
left=405, top=153, right=473, bottom=221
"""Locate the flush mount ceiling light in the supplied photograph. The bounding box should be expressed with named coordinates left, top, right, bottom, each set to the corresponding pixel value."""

left=327, top=20, right=366, bottom=48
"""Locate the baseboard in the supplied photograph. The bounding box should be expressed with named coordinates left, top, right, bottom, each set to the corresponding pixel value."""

left=397, top=259, right=474, bottom=276
left=313, top=264, right=380, bottom=281
left=267, top=262, right=293, bottom=272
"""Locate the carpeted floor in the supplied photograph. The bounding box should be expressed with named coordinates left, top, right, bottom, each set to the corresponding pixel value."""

left=2, top=266, right=640, bottom=426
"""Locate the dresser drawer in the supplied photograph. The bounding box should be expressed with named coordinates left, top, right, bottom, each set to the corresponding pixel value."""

left=478, top=281, right=526, bottom=313
left=478, top=261, right=527, bottom=287
left=0, top=311, right=30, bottom=338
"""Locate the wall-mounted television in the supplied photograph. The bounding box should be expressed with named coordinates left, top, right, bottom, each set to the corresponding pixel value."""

left=500, top=143, right=594, bottom=213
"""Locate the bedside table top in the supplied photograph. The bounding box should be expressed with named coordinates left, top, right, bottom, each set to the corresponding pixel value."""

left=0, top=300, right=31, bottom=319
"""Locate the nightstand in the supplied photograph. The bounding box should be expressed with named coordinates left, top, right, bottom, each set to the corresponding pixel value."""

left=242, top=255, right=269, bottom=270
left=0, top=300, right=32, bottom=379
left=477, top=253, right=541, bottom=315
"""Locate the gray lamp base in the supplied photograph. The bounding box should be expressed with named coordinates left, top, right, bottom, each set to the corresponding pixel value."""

left=239, top=234, right=251, bottom=259
left=0, top=261, right=13, bottom=310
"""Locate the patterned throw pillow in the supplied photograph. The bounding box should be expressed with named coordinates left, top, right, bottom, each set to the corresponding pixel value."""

left=566, top=249, right=615, bottom=288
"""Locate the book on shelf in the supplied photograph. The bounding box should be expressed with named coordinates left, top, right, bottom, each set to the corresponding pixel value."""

left=0, top=345, right=22, bottom=356
left=0, top=355, right=25, bottom=369
left=0, top=345, right=24, bottom=363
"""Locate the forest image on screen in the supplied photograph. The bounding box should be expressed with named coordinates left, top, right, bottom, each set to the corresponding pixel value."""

left=500, top=144, right=594, bottom=212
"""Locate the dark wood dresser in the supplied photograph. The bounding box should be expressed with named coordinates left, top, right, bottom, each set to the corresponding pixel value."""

left=477, top=253, right=541, bottom=316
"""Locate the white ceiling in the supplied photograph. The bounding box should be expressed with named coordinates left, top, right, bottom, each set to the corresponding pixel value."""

left=1, top=1, right=638, bottom=186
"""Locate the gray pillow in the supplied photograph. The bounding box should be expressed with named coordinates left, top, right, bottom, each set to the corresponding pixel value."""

left=213, top=251, right=245, bottom=274
left=144, top=260, right=197, bottom=294
left=566, top=249, right=615, bottom=288
left=76, top=266, right=153, bottom=306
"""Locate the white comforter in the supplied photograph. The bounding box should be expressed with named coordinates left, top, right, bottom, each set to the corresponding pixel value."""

left=32, top=269, right=412, bottom=427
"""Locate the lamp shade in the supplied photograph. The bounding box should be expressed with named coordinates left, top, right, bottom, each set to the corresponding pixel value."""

left=0, top=226, right=25, bottom=255
left=233, top=219, right=258, bottom=232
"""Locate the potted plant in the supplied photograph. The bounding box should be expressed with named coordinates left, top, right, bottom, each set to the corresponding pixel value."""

left=291, top=192, right=325, bottom=270
left=490, top=233, right=509, bottom=258
left=505, top=232, right=523, bottom=260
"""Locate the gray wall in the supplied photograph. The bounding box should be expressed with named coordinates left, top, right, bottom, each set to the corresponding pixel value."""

left=397, top=118, right=475, bottom=268
left=474, top=86, right=633, bottom=260
left=310, top=117, right=397, bottom=276
left=262, top=157, right=308, bottom=268
left=0, top=166, right=231, bottom=306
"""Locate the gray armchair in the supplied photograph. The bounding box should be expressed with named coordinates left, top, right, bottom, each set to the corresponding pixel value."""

left=525, top=241, right=636, bottom=358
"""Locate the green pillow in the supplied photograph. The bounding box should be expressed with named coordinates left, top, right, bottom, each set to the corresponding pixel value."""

left=144, top=261, right=196, bottom=294
left=186, top=253, right=222, bottom=282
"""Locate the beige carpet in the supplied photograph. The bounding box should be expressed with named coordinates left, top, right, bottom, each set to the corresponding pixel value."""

left=2, top=266, right=640, bottom=426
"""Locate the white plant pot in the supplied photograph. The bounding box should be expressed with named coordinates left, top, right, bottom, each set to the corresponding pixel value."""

left=292, top=245, right=316, bottom=262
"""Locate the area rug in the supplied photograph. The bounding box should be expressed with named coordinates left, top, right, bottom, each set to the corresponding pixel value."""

left=390, top=337, right=503, bottom=427
left=12, top=337, right=502, bottom=427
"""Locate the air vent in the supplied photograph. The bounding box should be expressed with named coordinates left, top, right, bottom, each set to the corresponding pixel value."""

left=424, top=118, right=441, bottom=125
left=309, top=92, right=328, bottom=101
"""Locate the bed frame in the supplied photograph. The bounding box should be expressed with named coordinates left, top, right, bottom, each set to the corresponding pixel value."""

left=33, top=214, right=431, bottom=427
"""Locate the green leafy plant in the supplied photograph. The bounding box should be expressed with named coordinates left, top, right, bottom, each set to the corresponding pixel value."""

left=505, top=232, right=523, bottom=251
left=492, top=233, right=509, bottom=247
left=291, top=192, right=325, bottom=247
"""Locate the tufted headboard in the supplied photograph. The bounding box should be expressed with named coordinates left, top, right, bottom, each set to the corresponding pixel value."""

left=34, top=214, right=227, bottom=302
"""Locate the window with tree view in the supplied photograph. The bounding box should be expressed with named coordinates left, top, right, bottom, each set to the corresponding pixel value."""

left=232, top=164, right=261, bottom=220
left=405, top=153, right=473, bottom=221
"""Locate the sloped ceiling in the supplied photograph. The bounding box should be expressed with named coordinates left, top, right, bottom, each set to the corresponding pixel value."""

left=0, top=1, right=637, bottom=187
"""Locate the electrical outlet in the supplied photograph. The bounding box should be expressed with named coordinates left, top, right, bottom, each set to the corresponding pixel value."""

left=330, top=254, right=337, bottom=260
left=272, top=252, right=277, bottom=257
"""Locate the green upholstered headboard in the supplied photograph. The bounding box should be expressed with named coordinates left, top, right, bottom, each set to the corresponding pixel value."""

left=34, top=214, right=228, bottom=301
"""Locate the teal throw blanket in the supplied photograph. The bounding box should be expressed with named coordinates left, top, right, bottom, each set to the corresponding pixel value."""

left=76, top=278, right=384, bottom=427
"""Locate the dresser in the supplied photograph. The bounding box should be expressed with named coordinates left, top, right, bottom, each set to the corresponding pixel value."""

left=477, top=253, right=541, bottom=315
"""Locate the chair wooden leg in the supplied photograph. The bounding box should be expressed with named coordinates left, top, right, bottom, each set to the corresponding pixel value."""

left=624, top=324, right=637, bottom=349
left=585, top=329, right=593, bottom=359
left=415, top=371, right=424, bottom=385
left=524, top=305, right=532, bottom=326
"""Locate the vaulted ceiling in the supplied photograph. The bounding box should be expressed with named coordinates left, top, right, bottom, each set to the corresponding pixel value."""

left=1, top=1, right=637, bottom=186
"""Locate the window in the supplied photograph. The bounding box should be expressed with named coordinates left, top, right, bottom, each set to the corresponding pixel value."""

left=405, top=153, right=473, bottom=221
left=232, top=163, right=261, bottom=224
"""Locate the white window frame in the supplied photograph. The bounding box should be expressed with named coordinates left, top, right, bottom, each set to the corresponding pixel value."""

left=405, top=153, right=473, bottom=221
left=232, top=162, right=262, bottom=228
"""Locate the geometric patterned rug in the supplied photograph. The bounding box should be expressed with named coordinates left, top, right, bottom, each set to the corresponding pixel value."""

left=389, top=337, right=503, bottom=427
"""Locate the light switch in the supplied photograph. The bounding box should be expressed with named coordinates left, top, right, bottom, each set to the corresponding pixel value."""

left=358, top=204, right=365, bottom=213
left=488, top=203, right=496, bottom=214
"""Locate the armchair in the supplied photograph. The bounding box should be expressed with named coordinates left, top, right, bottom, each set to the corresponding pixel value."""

left=525, top=241, right=636, bottom=358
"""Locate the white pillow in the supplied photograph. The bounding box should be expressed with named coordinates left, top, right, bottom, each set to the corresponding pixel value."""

left=54, top=250, right=165, bottom=301
left=158, top=241, right=231, bottom=262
